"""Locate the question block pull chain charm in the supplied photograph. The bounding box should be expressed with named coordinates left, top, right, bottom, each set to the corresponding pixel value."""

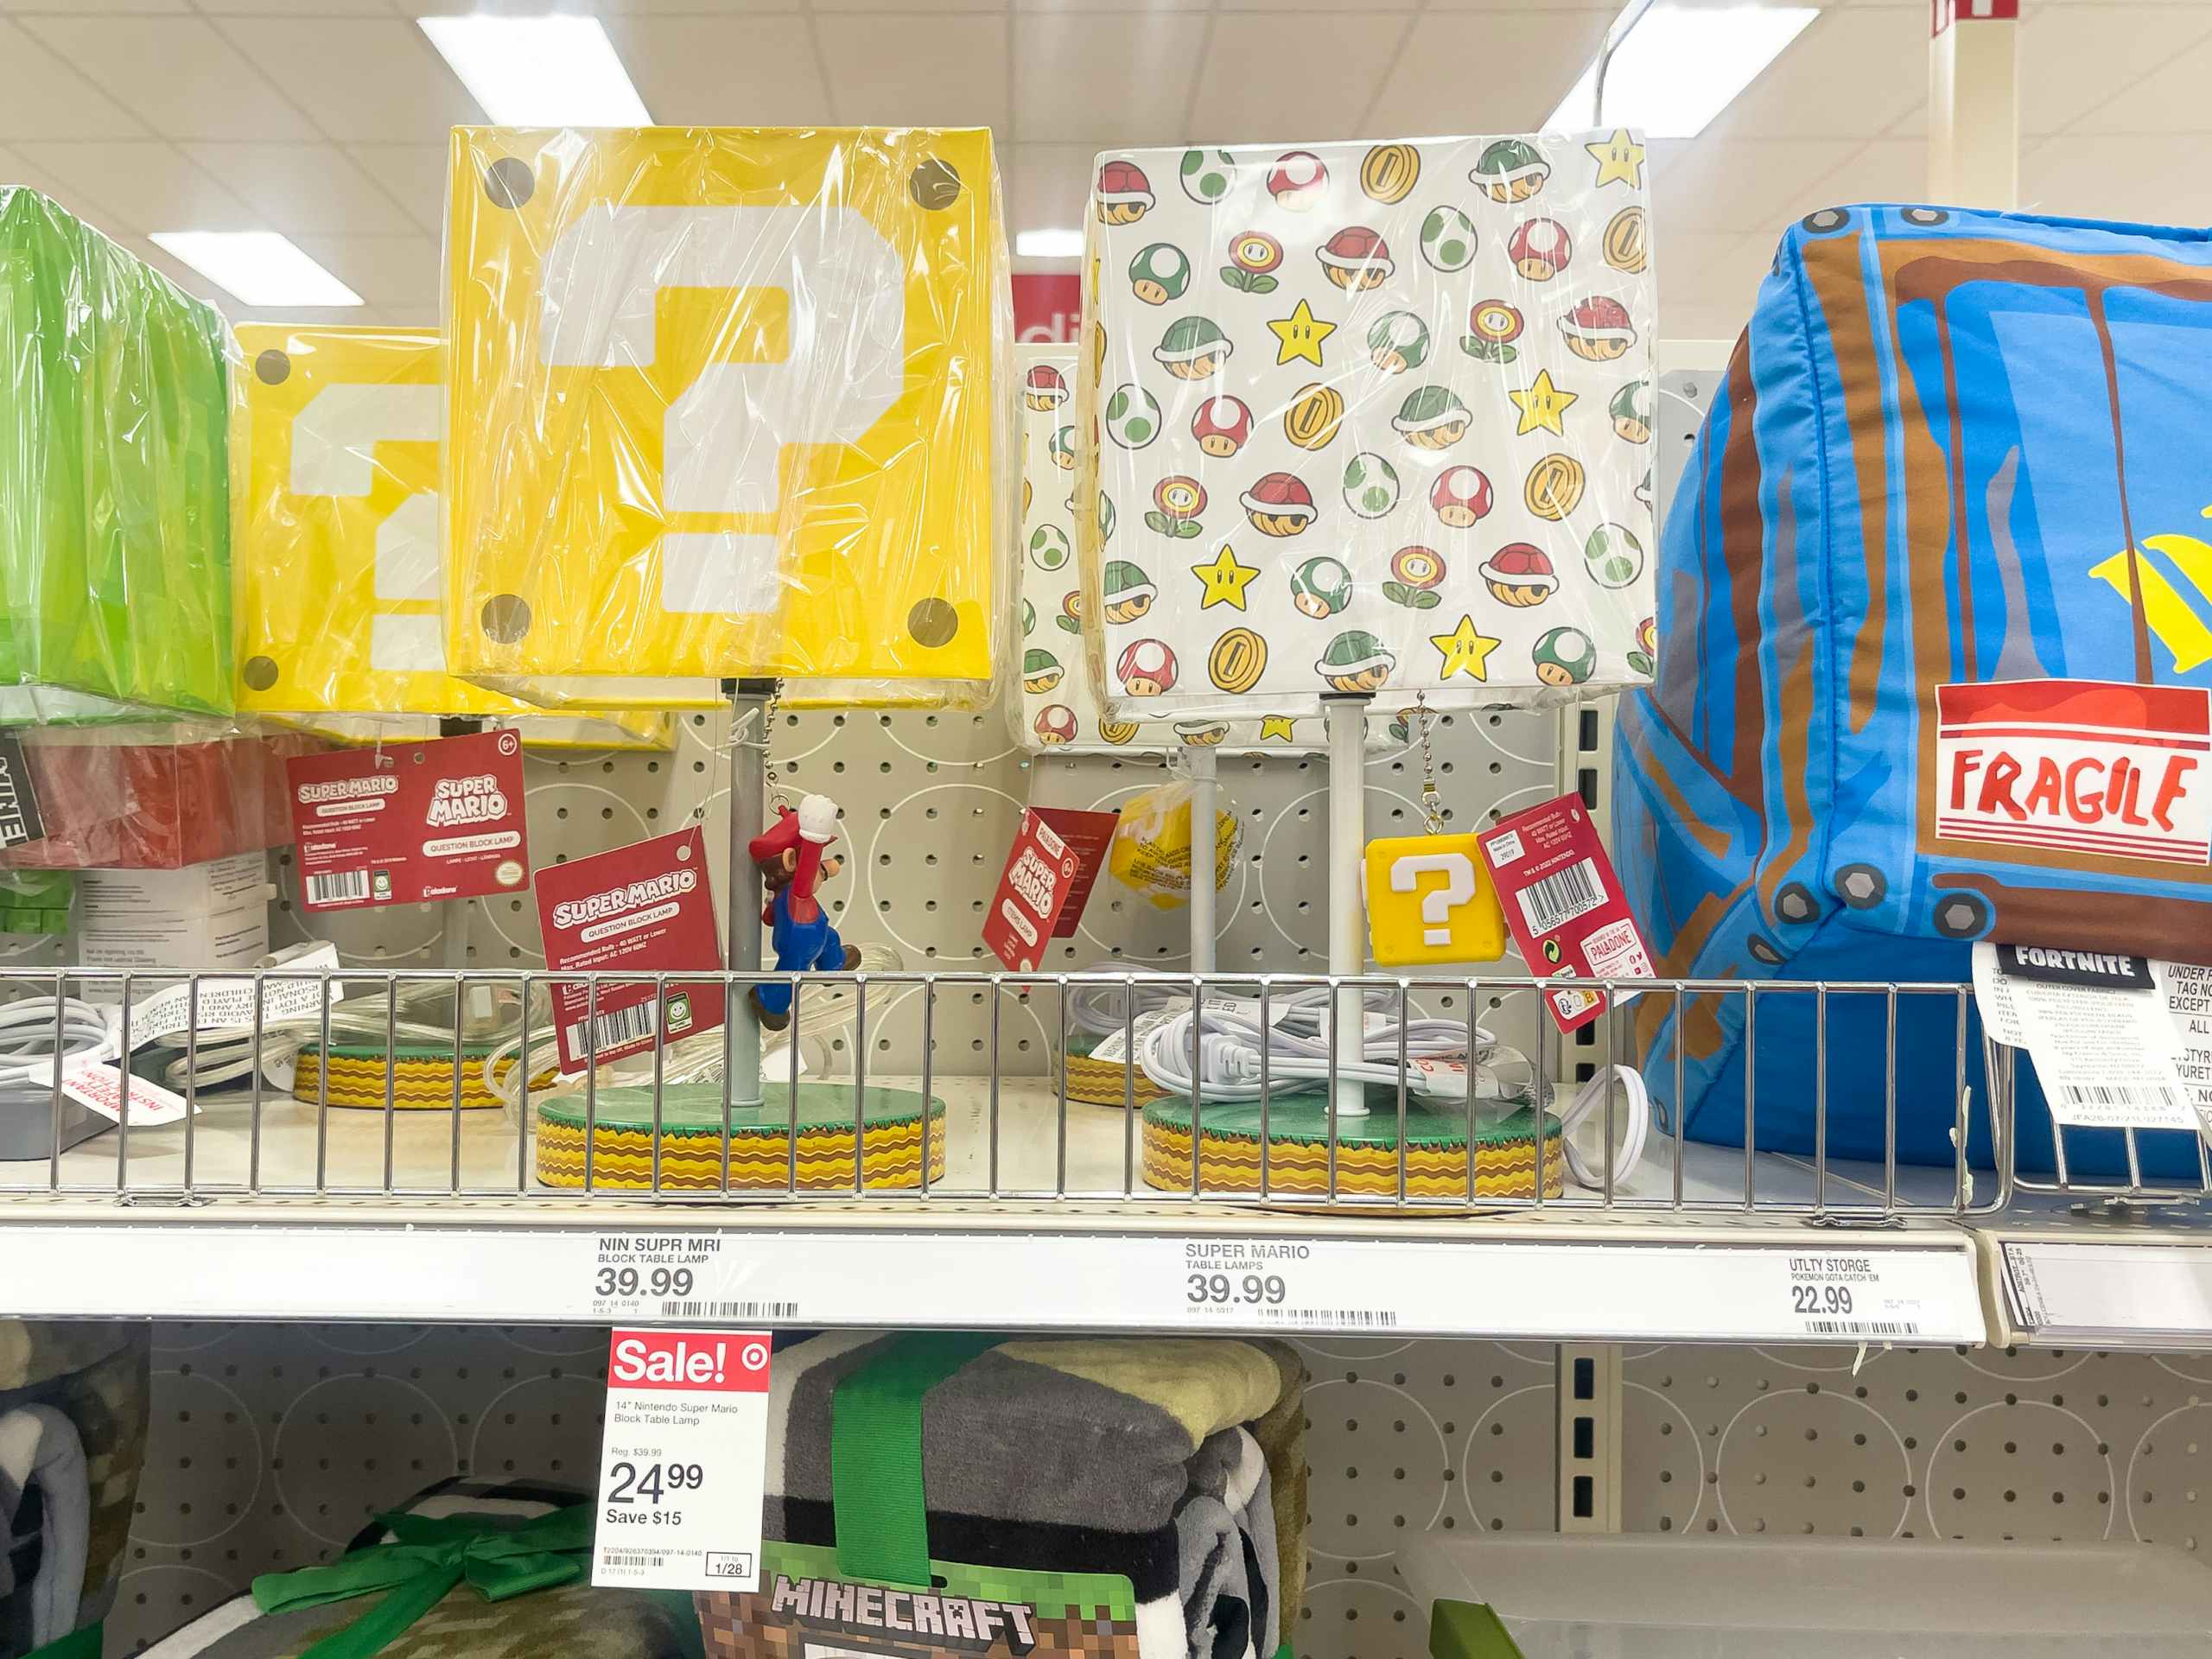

left=1361, top=695, right=1507, bottom=967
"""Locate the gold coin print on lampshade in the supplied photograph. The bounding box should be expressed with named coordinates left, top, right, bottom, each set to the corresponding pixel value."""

left=233, top=325, right=669, bottom=751
left=443, top=128, right=1010, bottom=709
left=1079, top=134, right=1658, bottom=720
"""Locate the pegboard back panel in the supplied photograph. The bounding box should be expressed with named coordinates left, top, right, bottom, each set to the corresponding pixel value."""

left=117, top=1327, right=2212, bottom=1659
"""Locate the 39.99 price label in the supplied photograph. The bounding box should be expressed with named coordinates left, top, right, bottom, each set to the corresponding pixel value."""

left=593, top=1328, right=772, bottom=1592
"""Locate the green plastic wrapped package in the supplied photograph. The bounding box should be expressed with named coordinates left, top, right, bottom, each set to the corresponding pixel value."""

left=0, top=188, right=236, bottom=723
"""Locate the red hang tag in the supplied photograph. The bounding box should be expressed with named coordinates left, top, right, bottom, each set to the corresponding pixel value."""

left=534, top=826, right=724, bottom=1073
left=286, top=729, right=531, bottom=912
left=1478, top=793, right=1653, bottom=1033
left=982, top=806, right=1120, bottom=972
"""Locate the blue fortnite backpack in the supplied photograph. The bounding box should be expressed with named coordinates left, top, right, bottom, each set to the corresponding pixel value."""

left=1613, top=204, right=2212, bottom=1176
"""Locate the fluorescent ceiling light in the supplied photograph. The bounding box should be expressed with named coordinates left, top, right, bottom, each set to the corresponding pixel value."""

left=149, top=232, right=362, bottom=308
left=418, top=14, right=651, bottom=125
left=1016, top=228, right=1084, bottom=258
left=1548, top=3, right=1819, bottom=138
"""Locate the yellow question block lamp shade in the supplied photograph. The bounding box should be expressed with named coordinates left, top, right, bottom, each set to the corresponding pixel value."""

left=442, top=127, right=1009, bottom=709
left=233, top=324, right=669, bottom=752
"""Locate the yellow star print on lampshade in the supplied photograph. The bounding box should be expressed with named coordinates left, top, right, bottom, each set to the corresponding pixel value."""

left=443, top=128, right=1010, bottom=709
left=1079, top=134, right=1658, bottom=720
left=233, top=325, right=670, bottom=752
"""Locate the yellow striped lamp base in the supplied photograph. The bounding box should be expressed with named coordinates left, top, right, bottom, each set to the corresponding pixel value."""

left=533, top=1082, right=947, bottom=1192
left=1141, top=1095, right=1566, bottom=1200
left=293, top=1043, right=513, bottom=1112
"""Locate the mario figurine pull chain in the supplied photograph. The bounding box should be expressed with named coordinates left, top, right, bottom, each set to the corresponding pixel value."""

left=747, top=792, right=862, bottom=1031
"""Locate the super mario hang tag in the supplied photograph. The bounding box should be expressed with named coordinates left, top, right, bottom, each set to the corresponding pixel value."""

left=443, top=128, right=1006, bottom=703
left=1079, top=136, right=1657, bottom=720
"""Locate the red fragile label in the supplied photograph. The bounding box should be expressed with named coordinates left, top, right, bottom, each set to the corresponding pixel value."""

left=1478, top=793, right=1653, bottom=1033
left=982, top=806, right=1120, bottom=971
left=607, top=1329, right=772, bottom=1394
left=534, top=826, right=724, bottom=1072
left=287, top=730, right=530, bottom=911
left=1935, top=679, right=2209, bottom=866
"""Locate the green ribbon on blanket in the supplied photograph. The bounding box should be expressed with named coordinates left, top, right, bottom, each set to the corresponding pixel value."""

left=830, top=1333, right=1002, bottom=1588
left=23, top=1619, right=103, bottom=1659
left=249, top=1503, right=594, bottom=1659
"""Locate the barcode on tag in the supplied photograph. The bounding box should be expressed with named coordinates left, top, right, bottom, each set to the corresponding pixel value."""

left=601, top=1553, right=665, bottom=1569
left=661, top=1300, right=798, bottom=1320
left=1516, top=857, right=1605, bottom=935
left=307, top=869, right=370, bottom=906
left=1251, top=1309, right=1399, bottom=1328
left=1805, top=1320, right=1918, bottom=1337
left=567, top=1001, right=656, bottom=1060
left=2055, top=1082, right=2183, bottom=1115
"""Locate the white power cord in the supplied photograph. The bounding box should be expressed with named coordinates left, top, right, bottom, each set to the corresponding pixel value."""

left=1131, top=984, right=1650, bottom=1190
left=0, top=997, right=116, bottom=1087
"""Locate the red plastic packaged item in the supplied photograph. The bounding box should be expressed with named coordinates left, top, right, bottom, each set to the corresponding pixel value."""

left=0, top=721, right=329, bottom=870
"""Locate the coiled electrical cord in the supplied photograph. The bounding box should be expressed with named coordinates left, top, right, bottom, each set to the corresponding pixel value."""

left=0, top=996, right=116, bottom=1087
left=1131, top=984, right=1649, bottom=1189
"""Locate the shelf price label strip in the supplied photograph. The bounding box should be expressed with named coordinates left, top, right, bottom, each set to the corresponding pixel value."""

left=0, top=1225, right=1986, bottom=1344
left=2003, top=1240, right=2212, bottom=1348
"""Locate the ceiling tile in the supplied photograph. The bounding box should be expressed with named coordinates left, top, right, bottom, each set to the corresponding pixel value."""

left=2069, top=23, right=2212, bottom=132
left=17, top=16, right=317, bottom=142
left=346, top=143, right=449, bottom=235
left=406, top=0, right=803, bottom=11
left=606, top=15, right=830, bottom=127
left=814, top=0, right=1004, bottom=10
left=0, top=0, right=188, bottom=10
left=1189, top=11, right=1414, bottom=143
left=814, top=15, right=1007, bottom=130
left=1701, top=8, right=1923, bottom=142
left=1005, top=143, right=1098, bottom=238
left=0, top=20, right=149, bottom=141
left=213, top=16, right=479, bottom=143
left=295, top=233, right=440, bottom=312
left=1649, top=136, right=1859, bottom=236
left=182, top=143, right=418, bottom=238
left=2024, top=133, right=2212, bottom=224
left=1014, top=0, right=1208, bottom=10
left=1369, top=10, right=1615, bottom=135
left=1014, top=12, right=1205, bottom=145
left=12, top=141, right=256, bottom=237
left=2022, top=3, right=2212, bottom=137
left=1796, top=138, right=1926, bottom=209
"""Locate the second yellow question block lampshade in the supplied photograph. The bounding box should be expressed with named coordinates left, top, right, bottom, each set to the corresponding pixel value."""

left=442, top=127, right=1009, bottom=709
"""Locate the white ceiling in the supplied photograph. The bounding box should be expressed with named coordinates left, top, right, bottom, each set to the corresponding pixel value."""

left=2, top=0, right=2209, bottom=341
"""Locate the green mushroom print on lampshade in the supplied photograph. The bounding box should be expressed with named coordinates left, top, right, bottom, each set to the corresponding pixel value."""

left=1315, top=630, right=1395, bottom=693
left=1128, top=242, right=1192, bottom=305
left=1289, top=556, right=1354, bottom=619
left=1368, top=311, right=1431, bottom=373
left=1532, top=626, right=1596, bottom=687
left=1342, top=453, right=1401, bottom=519
left=1611, top=378, right=1654, bottom=443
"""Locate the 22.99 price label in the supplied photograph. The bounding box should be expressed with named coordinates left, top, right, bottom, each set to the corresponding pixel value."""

left=594, top=1329, right=772, bottom=1592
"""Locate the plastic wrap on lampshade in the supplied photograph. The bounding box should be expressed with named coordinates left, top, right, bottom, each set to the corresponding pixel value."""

left=442, top=127, right=1014, bottom=710
left=0, top=188, right=237, bottom=724
left=232, top=324, right=671, bottom=754
left=1011, top=344, right=1337, bottom=755
left=1077, top=136, right=1657, bottom=721
left=0, top=720, right=327, bottom=871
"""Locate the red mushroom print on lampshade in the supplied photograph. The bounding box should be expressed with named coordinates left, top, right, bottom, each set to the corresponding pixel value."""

left=1266, top=151, right=1328, bottom=211
left=1117, top=638, right=1179, bottom=696
left=1429, top=466, right=1493, bottom=529
left=1506, top=218, right=1572, bottom=282
left=1033, top=705, right=1078, bottom=745
left=1192, top=396, right=1255, bottom=457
